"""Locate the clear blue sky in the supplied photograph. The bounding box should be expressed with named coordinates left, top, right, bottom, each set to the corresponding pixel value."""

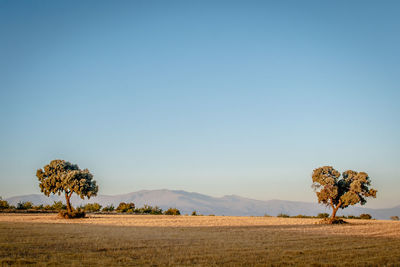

left=1, top=0, right=399, bottom=208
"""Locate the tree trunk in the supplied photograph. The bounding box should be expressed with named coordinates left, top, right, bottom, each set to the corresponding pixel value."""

left=331, top=206, right=339, bottom=219
left=330, top=200, right=342, bottom=220
left=65, top=192, right=72, bottom=213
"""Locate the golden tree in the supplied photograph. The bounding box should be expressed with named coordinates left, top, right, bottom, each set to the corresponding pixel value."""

left=36, top=159, right=98, bottom=213
left=312, top=166, right=377, bottom=221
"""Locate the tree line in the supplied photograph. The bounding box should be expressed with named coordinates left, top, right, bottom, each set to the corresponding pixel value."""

left=0, top=200, right=399, bottom=221
left=0, top=198, right=181, bottom=215
left=4, top=199, right=397, bottom=220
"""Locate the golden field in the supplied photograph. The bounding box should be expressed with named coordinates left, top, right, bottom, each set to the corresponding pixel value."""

left=1, top=214, right=400, bottom=266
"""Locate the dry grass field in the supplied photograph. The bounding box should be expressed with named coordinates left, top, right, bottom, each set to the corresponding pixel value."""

left=1, top=214, right=400, bottom=266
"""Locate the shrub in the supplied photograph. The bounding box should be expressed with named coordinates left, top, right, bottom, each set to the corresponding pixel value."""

left=0, top=197, right=9, bottom=210
left=58, top=209, right=86, bottom=219
left=116, top=202, right=135, bottom=213
left=317, top=213, right=330, bottom=218
left=277, top=213, right=290, bottom=218
left=52, top=201, right=67, bottom=211
left=137, top=204, right=153, bottom=214
left=134, top=204, right=163, bottom=214
left=33, top=204, right=44, bottom=210
left=17, top=201, right=33, bottom=210
left=293, top=214, right=311, bottom=218
left=84, top=203, right=102, bottom=212
left=43, top=205, right=53, bottom=211
left=149, top=206, right=163, bottom=215
left=164, top=208, right=180, bottom=215
left=359, top=214, right=372, bottom=220
left=390, top=216, right=399, bottom=221
left=102, top=205, right=115, bottom=212
left=191, top=211, right=197, bottom=216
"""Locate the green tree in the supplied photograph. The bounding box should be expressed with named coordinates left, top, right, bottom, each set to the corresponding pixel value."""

left=36, top=159, right=98, bottom=214
left=51, top=201, right=67, bottom=211
left=359, top=214, right=372, bottom=220
left=116, top=202, right=135, bottom=213
left=33, top=204, right=44, bottom=210
left=317, top=213, right=330, bottom=218
left=311, top=166, right=377, bottom=221
left=84, top=203, right=102, bottom=212
left=164, top=208, right=180, bottom=215
left=0, top=197, right=9, bottom=210
left=17, top=201, right=33, bottom=210
left=102, top=204, right=115, bottom=212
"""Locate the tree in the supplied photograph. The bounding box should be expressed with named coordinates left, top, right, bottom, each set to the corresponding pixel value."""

left=359, top=214, right=372, bottom=220
left=0, top=197, right=9, bottom=210
left=102, top=204, right=115, bottom=212
left=51, top=201, right=67, bottom=211
left=164, top=208, right=180, bottom=215
left=17, top=201, right=33, bottom=210
left=311, top=166, right=377, bottom=221
left=36, top=159, right=98, bottom=214
left=83, top=203, right=102, bottom=212
left=317, top=213, right=329, bottom=218
left=116, top=202, right=135, bottom=213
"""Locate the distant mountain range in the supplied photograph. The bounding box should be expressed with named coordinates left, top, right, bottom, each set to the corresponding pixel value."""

left=5, top=189, right=400, bottom=220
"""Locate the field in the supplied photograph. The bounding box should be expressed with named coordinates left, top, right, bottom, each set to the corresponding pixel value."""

left=1, top=214, right=400, bottom=266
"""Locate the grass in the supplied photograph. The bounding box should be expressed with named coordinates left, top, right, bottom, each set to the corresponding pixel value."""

left=1, top=214, right=400, bottom=266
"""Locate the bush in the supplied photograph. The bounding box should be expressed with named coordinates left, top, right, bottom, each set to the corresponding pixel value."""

left=52, top=201, right=67, bottom=211
left=149, top=206, right=163, bottom=215
left=390, top=216, right=399, bottom=221
left=359, top=214, right=372, bottom=220
left=17, top=201, right=33, bottom=210
left=58, top=209, right=86, bottom=219
left=346, top=215, right=359, bottom=219
left=0, top=197, right=9, bottom=210
left=102, top=205, right=115, bottom=212
left=164, top=208, right=180, bottom=215
left=43, top=204, right=53, bottom=211
left=116, top=202, right=135, bottom=213
left=293, top=214, right=311, bottom=218
left=84, top=203, right=102, bottom=213
left=33, top=204, right=44, bottom=210
left=136, top=204, right=153, bottom=214
left=191, top=211, right=197, bottom=216
left=317, top=213, right=330, bottom=218
left=133, top=204, right=163, bottom=214
left=277, top=213, right=290, bottom=218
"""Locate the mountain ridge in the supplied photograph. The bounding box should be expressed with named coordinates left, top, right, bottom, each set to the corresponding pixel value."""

left=5, top=189, right=399, bottom=220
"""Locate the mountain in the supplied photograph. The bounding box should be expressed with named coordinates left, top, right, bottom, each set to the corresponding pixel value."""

left=5, top=189, right=400, bottom=220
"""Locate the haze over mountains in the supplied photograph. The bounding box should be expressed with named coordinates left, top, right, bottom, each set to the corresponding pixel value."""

left=6, top=189, right=399, bottom=220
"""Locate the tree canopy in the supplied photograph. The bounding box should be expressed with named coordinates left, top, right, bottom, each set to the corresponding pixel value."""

left=311, top=166, right=377, bottom=220
left=36, top=159, right=98, bottom=213
left=0, top=197, right=9, bottom=210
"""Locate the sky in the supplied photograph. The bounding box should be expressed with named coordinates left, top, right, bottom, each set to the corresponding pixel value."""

left=0, top=0, right=399, bottom=208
